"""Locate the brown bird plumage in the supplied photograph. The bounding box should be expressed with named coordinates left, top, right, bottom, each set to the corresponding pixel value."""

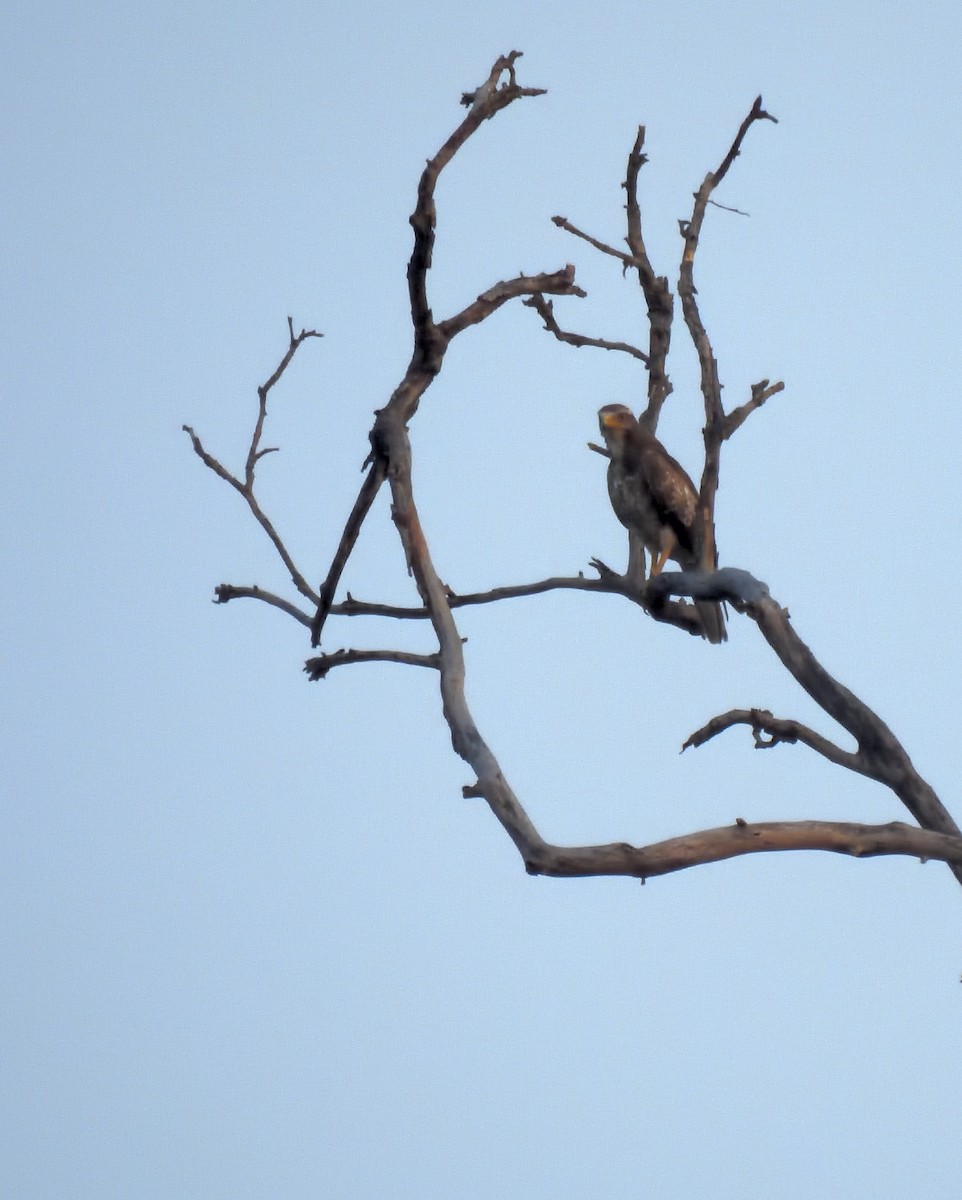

left=597, top=404, right=726, bottom=643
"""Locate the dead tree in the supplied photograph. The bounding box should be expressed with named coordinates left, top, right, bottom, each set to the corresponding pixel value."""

left=184, top=52, right=962, bottom=887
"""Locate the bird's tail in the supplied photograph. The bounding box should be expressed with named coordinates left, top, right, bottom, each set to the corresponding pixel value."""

left=696, top=599, right=727, bottom=644
left=695, top=521, right=726, bottom=643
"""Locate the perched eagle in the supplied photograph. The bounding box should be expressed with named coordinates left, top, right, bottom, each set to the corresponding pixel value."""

left=598, top=404, right=726, bottom=644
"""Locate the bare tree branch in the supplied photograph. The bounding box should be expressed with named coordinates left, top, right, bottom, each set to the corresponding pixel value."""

left=325, top=553, right=962, bottom=886
left=215, top=584, right=313, bottom=627
left=438, top=267, right=584, bottom=340
left=183, top=317, right=322, bottom=605
left=724, top=378, right=785, bottom=439
left=305, top=647, right=439, bottom=681
left=248, top=318, right=323, bottom=487
left=682, top=706, right=862, bottom=773
left=624, top=127, right=675, bottom=420
left=523, top=820, right=962, bottom=880
left=523, top=293, right=649, bottom=362
left=713, top=95, right=778, bottom=186
left=545, top=127, right=678, bottom=420
left=329, top=565, right=710, bottom=639
left=748, top=597, right=962, bottom=868
left=308, top=54, right=581, bottom=647
left=676, top=100, right=778, bottom=585
left=551, top=214, right=644, bottom=269
left=375, top=403, right=549, bottom=861
left=310, top=455, right=387, bottom=646
left=407, top=51, right=552, bottom=371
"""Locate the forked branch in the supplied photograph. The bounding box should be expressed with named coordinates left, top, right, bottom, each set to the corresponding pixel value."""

left=183, top=318, right=322, bottom=605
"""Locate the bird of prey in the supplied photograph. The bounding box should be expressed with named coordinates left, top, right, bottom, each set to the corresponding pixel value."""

left=597, top=403, right=726, bottom=643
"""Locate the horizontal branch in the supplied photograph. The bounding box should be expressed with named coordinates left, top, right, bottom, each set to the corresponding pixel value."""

left=331, top=563, right=738, bottom=640
left=304, top=647, right=439, bottom=681
left=523, top=820, right=962, bottom=880
left=332, top=573, right=616, bottom=619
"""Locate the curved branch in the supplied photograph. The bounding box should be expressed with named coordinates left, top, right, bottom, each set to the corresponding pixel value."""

left=438, top=267, right=584, bottom=341
left=748, top=595, right=962, bottom=885
left=682, top=707, right=862, bottom=773
left=215, top=584, right=312, bottom=627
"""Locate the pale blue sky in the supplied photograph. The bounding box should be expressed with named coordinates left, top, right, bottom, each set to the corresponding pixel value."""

left=4, top=3, right=962, bottom=1197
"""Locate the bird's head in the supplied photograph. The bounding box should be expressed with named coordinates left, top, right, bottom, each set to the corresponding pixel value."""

left=598, top=404, right=637, bottom=454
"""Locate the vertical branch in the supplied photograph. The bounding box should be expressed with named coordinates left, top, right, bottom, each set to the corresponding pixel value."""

left=677, top=97, right=777, bottom=570
left=624, top=128, right=674, bottom=425
left=311, top=53, right=552, bottom=646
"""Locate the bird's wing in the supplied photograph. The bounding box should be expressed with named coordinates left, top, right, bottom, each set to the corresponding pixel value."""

left=635, top=437, right=698, bottom=561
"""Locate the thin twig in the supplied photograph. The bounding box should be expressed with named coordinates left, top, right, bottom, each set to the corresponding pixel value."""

left=551, top=215, right=644, bottom=269
left=724, top=379, right=785, bottom=439
left=182, top=318, right=322, bottom=604
left=247, top=318, right=323, bottom=487
left=523, top=294, right=649, bottom=362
